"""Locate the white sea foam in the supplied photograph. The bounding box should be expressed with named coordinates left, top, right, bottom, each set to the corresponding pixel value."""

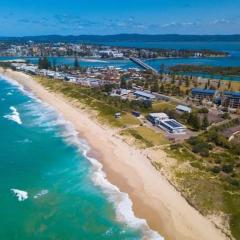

left=6, top=92, right=13, bottom=96
left=16, top=138, right=32, bottom=144
left=0, top=75, right=25, bottom=92
left=34, top=189, right=49, bottom=199
left=4, top=106, right=22, bottom=125
left=54, top=119, right=164, bottom=239
left=11, top=189, right=28, bottom=201
left=36, top=111, right=164, bottom=239
left=85, top=148, right=164, bottom=240
left=0, top=75, right=41, bottom=103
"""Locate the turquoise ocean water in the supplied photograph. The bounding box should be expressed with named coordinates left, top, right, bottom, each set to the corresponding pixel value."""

left=0, top=76, right=163, bottom=240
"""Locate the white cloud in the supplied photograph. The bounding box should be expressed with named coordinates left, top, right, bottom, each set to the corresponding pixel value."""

left=161, top=21, right=197, bottom=28
left=210, top=19, right=231, bottom=25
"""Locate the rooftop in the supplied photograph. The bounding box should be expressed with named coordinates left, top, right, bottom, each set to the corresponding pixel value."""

left=224, top=91, right=240, bottom=98
left=176, top=105, right=192, bottom=113
left=134, top=90, right=156, bottom=99
left=191, top=88, right=216, bottom=95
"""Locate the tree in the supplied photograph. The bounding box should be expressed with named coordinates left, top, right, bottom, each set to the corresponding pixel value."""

left=202, top=114, right=209, bottom=130
left=228, top=81, right=232, bottom=90
left=151, top=80, right=159, bottom=92
left=207, top=79, right=210, bottom=87
left=104, top=84, right=114, bottom=93
left=74, top=57, right=79, bottom=69
left=120, top=76, right=127, bottom=89
left=188, top=113, right=201, bottom=130
left=38, top=57, right=51, bottom=70
left=160, top=83, right=165, bottom=93
left=52, top=58, right=57, bottom=71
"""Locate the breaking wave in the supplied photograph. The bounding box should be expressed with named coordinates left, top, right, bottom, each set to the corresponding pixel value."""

left=4, top=106, right=22, bottom=125
left=11, top=189, right=28, bottom=202
left=34, top=189, right=49, bottom=199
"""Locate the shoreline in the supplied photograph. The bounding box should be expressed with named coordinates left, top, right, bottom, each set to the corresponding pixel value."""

left=0, top=67, right=229, bottom=240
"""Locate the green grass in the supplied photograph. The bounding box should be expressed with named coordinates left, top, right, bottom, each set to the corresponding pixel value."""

left=152, top=101, right=176, bottom=112
left=121, top=126, right=169, bottom=148
left=35, top=77, right=140, bottom=128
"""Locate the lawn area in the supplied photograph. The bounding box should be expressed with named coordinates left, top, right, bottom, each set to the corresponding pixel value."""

left=152, top=101, right=176, bottom=112
left=98, top=112, right=140, bottom=128
left=121, top=126, right=169, bottom=148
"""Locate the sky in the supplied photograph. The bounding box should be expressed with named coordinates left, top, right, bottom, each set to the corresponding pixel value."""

left=0, top=0, right=239, bottom=36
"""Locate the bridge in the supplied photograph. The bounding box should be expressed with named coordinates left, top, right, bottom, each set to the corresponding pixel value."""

left=129, top=57, right=158, bottom=74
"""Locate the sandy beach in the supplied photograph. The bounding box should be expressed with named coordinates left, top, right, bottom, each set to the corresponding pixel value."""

left=0, top=67, right=229, bottom=240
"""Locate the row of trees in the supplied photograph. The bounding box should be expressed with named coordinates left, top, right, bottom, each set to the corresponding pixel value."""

left=38, top=56, right=84, bottom=72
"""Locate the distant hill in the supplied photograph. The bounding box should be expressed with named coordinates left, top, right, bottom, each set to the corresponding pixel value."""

left=1, top=34, right=240, bottom=43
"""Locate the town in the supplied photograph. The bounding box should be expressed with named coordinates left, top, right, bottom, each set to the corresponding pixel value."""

left=3, top=55, right=239, bottom=142
left=0, top=41, right=229, bottom=59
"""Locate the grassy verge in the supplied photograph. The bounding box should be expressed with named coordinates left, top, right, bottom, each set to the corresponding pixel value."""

left=120, top=126, right=169, bottom=148
left=35, top=76, right=140, bottom=128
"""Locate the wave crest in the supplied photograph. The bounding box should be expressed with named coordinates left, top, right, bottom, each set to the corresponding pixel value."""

left=11, top=189, right=28, bottom=201
left=4, top=106, right=22, bottom=125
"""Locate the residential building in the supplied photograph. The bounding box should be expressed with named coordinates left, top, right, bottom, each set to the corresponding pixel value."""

left=147, top=113, right=169, bottom=125
left=134, top=91, right=156, bottom=101
left=222, top=91, right=240, bottom=109
left=191, top=88, right=217, bottom=101
left=158, top=119, right=187, bottom=134
left=176, top=105, right=192, bottom=113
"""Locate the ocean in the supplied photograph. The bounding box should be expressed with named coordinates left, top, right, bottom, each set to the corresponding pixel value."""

left=0, top=76, right=163, bottom=240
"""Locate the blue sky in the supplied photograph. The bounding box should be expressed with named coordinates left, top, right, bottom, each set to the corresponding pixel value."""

left=0, top=0, right=239, bottom=36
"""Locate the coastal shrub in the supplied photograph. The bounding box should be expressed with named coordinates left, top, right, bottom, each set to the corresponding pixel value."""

left=222, top=164, right=234, bottom=173
left=190, top=161, right=203, bottom=169
left=170, top=144, right=181, bottom=150
left=230, top=143, right=240, bottom=155
left=229, top=178, right=240, bottom=187
left=211, top=165, right=221, bottom=174
left=214, top=159, right=222, bottom=164
left=221, top=112, right=231, bottom=119
left=192, top=143, right=210, bottom=157
left=198, top=108, right=209, bottom=114
left=187, top=136, right=203, bottom=145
